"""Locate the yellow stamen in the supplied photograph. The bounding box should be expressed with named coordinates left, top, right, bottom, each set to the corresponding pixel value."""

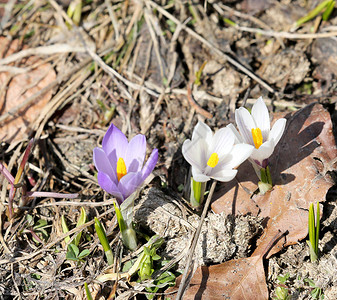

left=251, top=128, right=263, bottom=149
left=207, top=153, right=219, bottom=168
left=117, top=157, right=127, bottom=181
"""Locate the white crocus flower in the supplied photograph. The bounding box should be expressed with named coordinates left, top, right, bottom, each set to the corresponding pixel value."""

left=228, top=97, right=286, bottom=169
left=182, top=121, right=254, bottom=183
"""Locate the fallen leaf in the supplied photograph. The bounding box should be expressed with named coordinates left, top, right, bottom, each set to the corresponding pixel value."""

left=212, top=103, right=336, bottom=257
left=172, top=255, right=268, bottom=300
left=0, top=37, right=56, bottom=143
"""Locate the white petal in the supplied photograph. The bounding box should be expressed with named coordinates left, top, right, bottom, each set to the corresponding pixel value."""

left=250, top=140, right=275, bottom=164
left=182, top=138, right=208, bottom=170
left=235, top=107, right=256, bottom=146
left=251, top=97, right=270, bottom=141
left=227, top=123, right=244, bottom=144
left=210, top=127, right=235, bottom=159
left=222, top=144, right=254, bottom=169
left=192, top=167, right=210, bottom=182
left=269, top=118, right=286, bottom=146
left=210, top=169, right=237, bottom=182
left=192, top=121, right=213, bottom=144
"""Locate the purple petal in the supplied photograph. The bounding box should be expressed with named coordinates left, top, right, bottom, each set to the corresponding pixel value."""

left=102, top=123, right=128, bottom=167
left=93, top=147, right=118, bottom=184
left=124, top=134, right=146, bottom=173
left=118, top=172, right=144, bottom=200
left=141, top=148, right=158, bottom=181
left=97, top=171, right=124, bottom=202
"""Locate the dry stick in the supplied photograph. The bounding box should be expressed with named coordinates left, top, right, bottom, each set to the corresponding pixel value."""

left=0, top=44, right=89, bottom=66
left=236, top=25, right=337, bottom=39
left=175, top=180, right=217, bottom=300
left=146, top=0, right=275, bottom=94
left=105, top=0, right=120, bottom=41
left=187, top=83, right=213, bottom=119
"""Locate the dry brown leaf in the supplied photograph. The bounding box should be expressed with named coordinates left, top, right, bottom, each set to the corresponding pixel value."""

left=172, top=255, right=268, bottom=299
left=212, top=103, right=336, bottom=257
left=0, top=37, right=56, bottom=143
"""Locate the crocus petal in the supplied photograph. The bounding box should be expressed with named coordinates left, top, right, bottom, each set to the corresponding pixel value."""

left=97, top=171, right=123, bottom=202
left=251, top=97, right=270, bottom=141
left=192, top=121, right=213, bottom=144
left=269, top=118, right=286, bottom=146
left=125, top=134, right=146, bottom=172
left=235, top=107, right=256, bottom=146
left=250, top=140, right=275, bottom=164
left=102, top=123, right=128, bottom=165
left=210, top=169, right=238, bottom=182
left=141, top=148, right=158, bottom=181
left=210, top=127, right=235, bottom=159
left=192, top=167, right=210, bottom=182
left=227, top=123, right=244, bottom=144
left=93, top=147, right=118, bottom=183
left=118, top=172, right=144, bottom=200
left=182, top=138, right=208, bottom=171
left=219, top=143, right=254, bottom=169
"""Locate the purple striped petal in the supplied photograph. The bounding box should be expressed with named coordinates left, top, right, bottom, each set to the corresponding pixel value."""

left=102, top=123, right=128, bottom=167
left=93, top=147, right=118, bottom=184
left=118, top=172, right=144, bottom=200
left=141, top=148, right=158, bottom=181
left=97, top=171, right=123, bottom=202
left=125, top=134, right=146, bottom=173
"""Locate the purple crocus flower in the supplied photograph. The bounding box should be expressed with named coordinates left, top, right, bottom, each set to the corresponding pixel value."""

left=93, top=123, right=158, bottom=203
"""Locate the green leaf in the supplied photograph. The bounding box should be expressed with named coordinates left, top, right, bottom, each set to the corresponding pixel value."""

left=84, top=282, right=93, bottom=300
left=275, top=286, right=289, bottom=300
left=94, top=217, right=110, bottom=252
left=114, top=202, right=127, bottom=232
left=68, top=244, right=79, bottom=257
left=78, top=249, right=90, bottom=259
left=26, top=215, right=33, bottom=226
left=74, top=207, right=86, bottom=246
left=322, top=0, right=335, bottom=20
left=315, top=202, right=320, bottom=255
left=34, top=219, right=47, bottom=229
left=61, top=215, right=71, bottom=244
left=295, top=0, right=334, bottom=27
left=66, top=244, right=79, bottom=261
left=277, top=273, right=290, bottom=284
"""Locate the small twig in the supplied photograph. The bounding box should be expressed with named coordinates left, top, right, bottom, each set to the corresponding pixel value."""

left=0, top=44, right=90, bottom=66
left=105, top=0, right=120, bottom=41
left=236, top=25, right=337, bottom=39
left=176, top=180, right=217, bottom=300
left=187, top=84, right=213, bottom=119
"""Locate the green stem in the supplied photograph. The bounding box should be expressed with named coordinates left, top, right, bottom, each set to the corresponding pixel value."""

left=113, top=201, right=137, bottom=250
left=266, top=166, right=273, bottom=185
left=258, top=167, right=273, bottom=195
left=190, top=177, right=206, bottom=207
